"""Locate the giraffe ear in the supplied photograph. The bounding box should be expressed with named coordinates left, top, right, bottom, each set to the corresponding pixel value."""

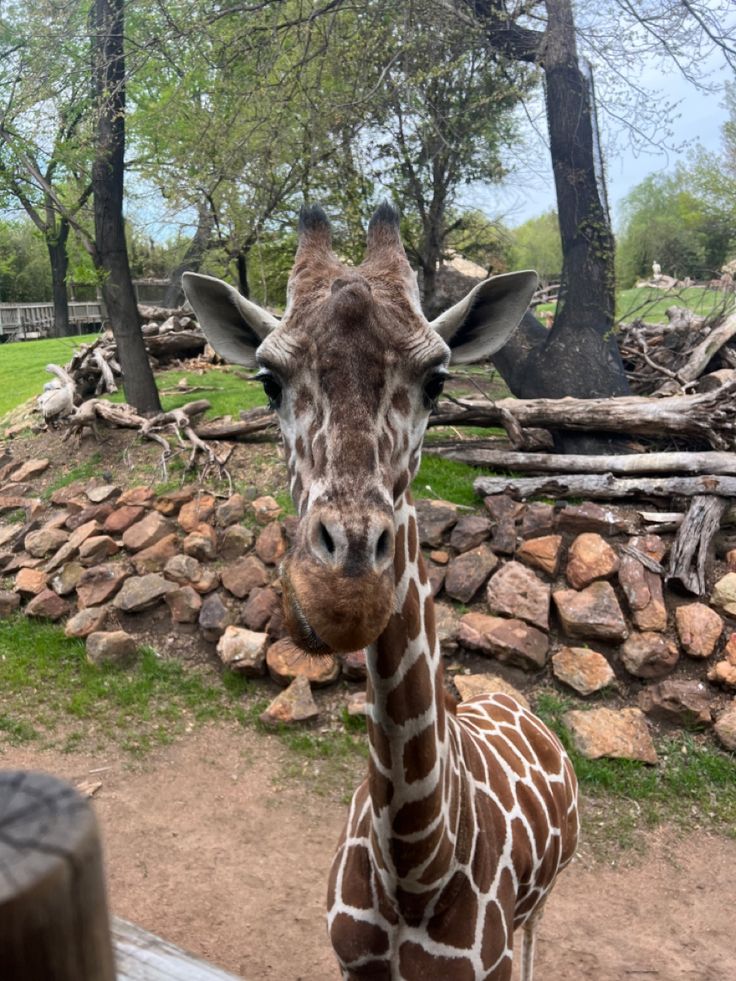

left=430, top=271, right=538, bottom=364
left=182, top=272, right=279, bottom=368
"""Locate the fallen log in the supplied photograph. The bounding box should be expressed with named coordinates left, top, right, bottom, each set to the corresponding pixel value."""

left=144, top=330, right=206, bottom=360
left=666, top=495, right=729, bottom=595
left=473, top=473, right=736, bottom=501
left=195, top=406, right=278, bottom=441
left=428, top=447, right=736, bottom=476
left=655, top=311, right=736, bottom=392
left=430, top=383, right=736, bottom=449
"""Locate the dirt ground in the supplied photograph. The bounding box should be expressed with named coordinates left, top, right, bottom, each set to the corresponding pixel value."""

left=6, top=725, right=735, bottom=981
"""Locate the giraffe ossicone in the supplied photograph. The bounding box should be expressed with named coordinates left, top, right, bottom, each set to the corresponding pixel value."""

left=183, top=204, right=578, bottom=981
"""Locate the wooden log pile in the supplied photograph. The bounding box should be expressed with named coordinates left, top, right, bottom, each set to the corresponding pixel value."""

left=618, top=305, right=736, bottom=395
left=44, top=304, right=208, bottom=411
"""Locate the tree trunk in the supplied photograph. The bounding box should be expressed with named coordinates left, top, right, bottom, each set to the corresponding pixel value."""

left=474, top=473, right=736, bottom=500
left=91, top=0, right=161, bottom=414
left=236, top=248, right=250, bottom=299
left=525, top=0, right=626, bottom=401
left=164, top=198, right=214, bottom=308
left=429, top=382, right=736, bottom=448
left=472, top=0, right=629, bottom=443
left=47, top=217, right=73, bottom=337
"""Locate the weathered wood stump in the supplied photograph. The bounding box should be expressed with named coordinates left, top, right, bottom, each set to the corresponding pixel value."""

left=0, top=770, right=115, bottom=981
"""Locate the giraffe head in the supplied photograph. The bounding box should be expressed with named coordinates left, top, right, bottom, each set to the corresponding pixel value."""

left=183, top=205, right=535, bottom=653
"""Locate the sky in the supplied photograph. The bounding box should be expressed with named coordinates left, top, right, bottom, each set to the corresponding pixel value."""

left=481, top=53, right=733, bottom=232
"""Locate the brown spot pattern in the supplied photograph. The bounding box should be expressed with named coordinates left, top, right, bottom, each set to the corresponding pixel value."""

left=407, top=515, right=418, bottom=562
left=402, top=579, right=421, bottom=640
left=385, top=655, right=432, bottom=725
left=393, top=524, right=406, bottom=582
left=399, top=942, right=475, bottom=981
left=402, top=724, right=437, bottom=784
left=330, top=913, right=389, bottom=961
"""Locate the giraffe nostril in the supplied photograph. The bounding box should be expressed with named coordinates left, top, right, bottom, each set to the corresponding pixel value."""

left=319, top=522, right=336, bottom=556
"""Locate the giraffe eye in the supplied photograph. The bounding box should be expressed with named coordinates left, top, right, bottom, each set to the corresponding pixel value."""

left=423, top=371, right=447, bottom=409
left=256, top=370, right=282, bottom=410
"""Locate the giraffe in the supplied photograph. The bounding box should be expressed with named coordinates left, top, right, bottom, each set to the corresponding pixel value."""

left=183, top=203, right=579, bottom=981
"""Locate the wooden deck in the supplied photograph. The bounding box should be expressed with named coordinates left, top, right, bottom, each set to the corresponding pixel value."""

left=113, top=918, right=243, bottom=980
left=0, top=300, right=103, bottom=339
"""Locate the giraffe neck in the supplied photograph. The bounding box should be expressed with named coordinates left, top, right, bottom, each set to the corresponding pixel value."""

left=365, top=493, right=463, bottom=922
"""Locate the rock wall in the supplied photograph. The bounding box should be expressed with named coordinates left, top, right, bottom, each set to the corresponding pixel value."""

left=1, top=456, right=734, bottom=754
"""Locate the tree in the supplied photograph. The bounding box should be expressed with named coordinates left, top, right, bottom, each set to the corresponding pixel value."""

left=616, top=170, right=733, bottom=286
left=459, top=0, right=736, bottom=409
left=509, top=211, right=562, bottom=283
left=464, top=0, right=626, bottom=406
left=91, top=0, right=160, bottom=413
left=0, top=219, right=52, bottom=302
left=314, top=0, right=530, bottom=312
left=0, top=2, right=93, bottom=335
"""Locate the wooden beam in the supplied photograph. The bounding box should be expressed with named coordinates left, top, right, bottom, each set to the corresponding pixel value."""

left=427, top=447, right=736, bottom=476
left=113, top=918, right=244, bottom=980
left=474, top=473, right=736, bottom=500
left=0, top=771, right=116, bottom=981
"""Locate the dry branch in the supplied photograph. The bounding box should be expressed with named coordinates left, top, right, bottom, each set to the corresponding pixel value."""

left=654, top=310, right=736, bottom=393
left=195, top=406, right=278, bottom=441
left=430, top=382, right=736, bottom=449
left=666, top=495, right=729, bottom=595
left=427, top=447, right=736, bottom=476
left=473, top=473, right=736, bottom=501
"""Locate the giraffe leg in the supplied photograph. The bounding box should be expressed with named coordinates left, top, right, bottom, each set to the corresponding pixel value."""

left=519, top=903, right=545, bottom=981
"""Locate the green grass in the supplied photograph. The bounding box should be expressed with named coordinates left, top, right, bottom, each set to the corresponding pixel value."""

left=0, top=332, right=99, bottom=421
left=535, top=691, right=736, bottom=844
left=413, top=454, right=481, bottom=507
left=616, top=285, right=734, bottom=323
left=109, top=366, right=267, bottom=419
left=538, top=285, right=734, bottom=326
left=0, top=616, right=245, bottom=754
left=0, top=617, right=367, bottom=798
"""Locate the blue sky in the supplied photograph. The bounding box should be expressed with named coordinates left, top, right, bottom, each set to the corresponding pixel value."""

left=481, top=56, right=733, bottom=232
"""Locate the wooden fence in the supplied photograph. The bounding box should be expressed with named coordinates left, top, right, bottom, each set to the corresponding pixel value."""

left=0, top=302, right=103, bottom=340
left=0, top=771, right=243, bottom=980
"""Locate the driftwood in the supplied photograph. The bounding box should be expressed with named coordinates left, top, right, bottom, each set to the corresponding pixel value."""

left=428, top=447, right=736, bottom=476
left=195, top=406, right=279, bottom=442
left=41, top=305, right=212, bottom=414
left=474, top=473, right=736, bottom=501
left=430, top=382, right=736, bottom=449
left=617, top=302, right=736, bottom=395
left=666, top=495, right=729, bottom=595
left=654, top=310, right=736, bottom=393
left=145, top=330, right=206, bottom=360
left=62, top=399, right=215, bottom=480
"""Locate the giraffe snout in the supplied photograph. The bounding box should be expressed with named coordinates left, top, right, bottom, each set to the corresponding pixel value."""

left=307, top=508, right=395, bottom=578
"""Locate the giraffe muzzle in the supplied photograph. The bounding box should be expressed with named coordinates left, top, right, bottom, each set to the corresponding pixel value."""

left=280, top=540, right=395, bottom=654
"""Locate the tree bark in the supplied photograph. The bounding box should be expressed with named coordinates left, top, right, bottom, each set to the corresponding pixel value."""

left=470, top=0, right=629, bottom=440
left=473, top=473, right=736, bottom=500
left=236, top=248, right=250, bottom=299
left=164, top=198, right=214, bottom=308
left=47, top=215, right=73, bottom=337
left=428, top=447, right=736, bottom=476
left=666, top=495, right=728, bottom=596
left=91, top=0, right=161, bottom=414
left=429, top=382, right=736, bottom=448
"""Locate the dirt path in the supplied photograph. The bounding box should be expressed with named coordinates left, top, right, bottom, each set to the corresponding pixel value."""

left=6, top=726, right=735, bottom=981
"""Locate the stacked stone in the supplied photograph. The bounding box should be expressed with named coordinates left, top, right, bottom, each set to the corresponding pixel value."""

left=418, top=496, right=736, bottom=759
left=1, top=457, right=735, bottom=749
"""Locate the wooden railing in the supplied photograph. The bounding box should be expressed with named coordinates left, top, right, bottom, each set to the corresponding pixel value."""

left=0, top=301, right=103, bottom=339
left=0, top=771, right=243, bottom=980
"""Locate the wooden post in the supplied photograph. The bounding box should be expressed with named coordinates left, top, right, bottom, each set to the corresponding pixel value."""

left=0, top=770, right=116, bottom=981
